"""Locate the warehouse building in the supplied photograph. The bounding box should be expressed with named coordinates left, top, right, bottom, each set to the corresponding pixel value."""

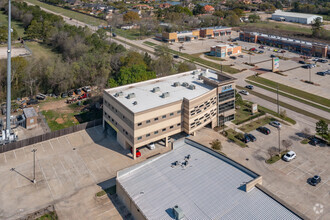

left=271, top=10, right=323, bottom=24
left=240, top=31, right=329, bottom=58
left=210, top=44, right=242, bottom=57
left=116, top=139, right=307, bottom=220
left=158, top=26, right=232, bottom=42
left=103, top=69, right=236, bottom=159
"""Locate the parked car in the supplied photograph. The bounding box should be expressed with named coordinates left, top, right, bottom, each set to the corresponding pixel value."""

left=257, top=126, right=271, bottom=135
left=27, top=99, right=39, bottom=105
left=258, top=50, right=264, bottom=54
left=317, top=71, right=326, bottom=76
left=112, top=33, right=117, bottom=37
left=130, top=147, right=141, bottom=157
left=68, top=90, right=74, bottom=97
left=245, top=85, right=254, bottom=90
left=269, top=121, right=281, bottom=128
left=239, top=90, right=249, bottom=95
left=280, top=50, right=286, bottom=53
left=230, top=56, right=237, bottom=59
left=270, top=54, right=276, bottom=58
left=250, top=48, right=256, bottom=51
left=238, top=55, right=244, bottom=58
left=246, top=133, right=256, bottom=142
left=273, top=49, right=278, bottom=52
left=308, top=175, right=321, bottom=186
left=61, top=93, right=68, bottom=98
left=303, top=64, right=316, bottom=69
left=312, top=58, right=319, bottom=62
left=173, top=55, right=179, bottom=59
left=36, top=94, right=46, bottom=100
left=282, top=150, right=296, bottom=162
left=243, top=134, right=251, bottom=143
left=78, top=93, right=88, bottom=100
left=259, top=45, right=264, bottom=49
left=74, top=88, right=82, bottom=95
left=82, top=86, right=91, bottom=93
left=319, top=59, right=328, bottom=63
left=147, top=143, right=155, bottom=150
left=299, top=60, right=306, bottom=64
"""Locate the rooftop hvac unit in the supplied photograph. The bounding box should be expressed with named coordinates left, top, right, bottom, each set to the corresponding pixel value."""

left=200, top=72, right=206, bottom=77
left=181, top=82, right=189, bottom=87
left=114, top=91, right=123, bottom=97
left=189, top=85, right=196, bottom=90
left=133, top=101, right=138, bottom=105
left=127, top=93, right=136, bottom=99
left=173, top=82, right=180, bottom=87
left=152, top=87, right=160, bottom=93
left=192, top=70, right=199, bottom=75
left=173, top=205, right=184, bottom=220
left=162, top=92, right=170, bottom=98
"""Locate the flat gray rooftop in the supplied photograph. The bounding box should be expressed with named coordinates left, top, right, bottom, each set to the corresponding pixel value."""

left=23, top=107, right=37, bottom=118
left=272, top=10, right=322, bottom=19
left=105, top=69, right=228, bottom=113
left=117, top=140, right=302, bottom=220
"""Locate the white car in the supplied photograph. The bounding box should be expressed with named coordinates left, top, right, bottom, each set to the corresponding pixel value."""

left=240, top=90, right=249, bottom=95
left=147, top=143, right=155, bottom=150
left=270, top=121, right=281, bottom=128
left=283, top=151, right=296, bottom=162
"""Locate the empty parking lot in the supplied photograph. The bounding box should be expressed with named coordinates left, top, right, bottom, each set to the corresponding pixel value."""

left=0, top=126, right=169, bottom=220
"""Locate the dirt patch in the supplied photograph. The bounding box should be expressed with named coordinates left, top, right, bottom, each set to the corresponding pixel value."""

left=40, top=99, right=68, bottom=111
left=55, top=118, right=65, bottom=124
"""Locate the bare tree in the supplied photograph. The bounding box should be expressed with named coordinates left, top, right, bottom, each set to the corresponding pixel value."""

left=302, top=127, right=311, bottom=139
left=281, top=139, right=293, bottom=151
left=210, top=139, right=222, bottom=151
left=267, top=146, right=277, bottom=159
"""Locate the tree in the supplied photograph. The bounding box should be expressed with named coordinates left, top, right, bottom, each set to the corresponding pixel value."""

left=210, top=139, right=222, bottom=151
left=192, top=4, right=205, bottom=15
left=282, top=139, right=293, bottom=151
left=235, top=132, right=244, bottom=141
left=123, top=11, right=140, bottom=24
left=312, top=17, right=323, bottom=37
left=267, top=146, right=277, bottom=159
left=248, top=14, right=260, bottom=23
left=177, top=61, right=196, bottom=73
left=316, top=120, right=328, bottom=139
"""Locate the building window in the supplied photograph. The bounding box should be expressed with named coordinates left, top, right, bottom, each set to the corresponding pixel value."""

left=138, top=136, right=142, bottom=140
left=162, top=115, right=166, bottom=119
left=162, top=128, right=166, bottom=132
left=146, top=120, right=151, bottom=124
left=138, top=122, right=142, bottom=126
left=170, top=126, right=174, bottom=129
left=170, top=113, right=174, bottom=116
left=219, top=89, right=235, bottom=102
left=154, top=117, right=159, bottom=121
left=146, top=133, right=150, bottom=137
left=154, top=131, right=158, bottom=134
left=177, top=110, right=181, bottom=114
left=177, top=123, right=181, bottom=126
left=219, top=100, right=235, bottom=113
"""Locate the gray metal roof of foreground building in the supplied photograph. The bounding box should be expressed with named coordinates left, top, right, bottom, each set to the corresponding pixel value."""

left=117, top=139, right=302, bottom=220
left=23, top=107, right=37, bottom=118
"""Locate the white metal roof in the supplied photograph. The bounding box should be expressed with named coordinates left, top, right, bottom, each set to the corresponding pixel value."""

left=117, top=140, right=302, bottom=220
left=105, top=69, right=229, bottom=113
left=272, top=10, right=323, bottom=19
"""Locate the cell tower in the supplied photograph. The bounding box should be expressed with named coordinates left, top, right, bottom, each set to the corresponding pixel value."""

left=1, top=0, right=17, bottom=145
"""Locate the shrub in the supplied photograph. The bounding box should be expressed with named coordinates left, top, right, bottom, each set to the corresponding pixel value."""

left=210, top=139, right=222, bottom=151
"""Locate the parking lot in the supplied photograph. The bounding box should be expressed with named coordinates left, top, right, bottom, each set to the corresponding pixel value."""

left=191, top=123, right=330, bottom=220
left=0, top=126, right=169, bottom=220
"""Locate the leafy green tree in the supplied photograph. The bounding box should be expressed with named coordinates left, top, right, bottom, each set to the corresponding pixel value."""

left=116, top=64, right=156, bottom=86
left=248, top=14, right=260, bottom=23
left=193, top=4, right=205, bottom=15
left=312, top=17, right=323, bottom=37
left=177, top=61, right=195, bottom=72
left=0, top=26, right=18, bottom=43
left=316, top=120, right=328, bottom=139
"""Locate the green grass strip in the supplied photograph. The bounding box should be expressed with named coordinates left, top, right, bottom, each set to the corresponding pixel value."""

left=247, top=76, right=330, bottom=108
left=246, top=80, right=330, bottom=113
left=237, top=86, right=330, bottom=124
left=143, top=41, right=157, bottom=47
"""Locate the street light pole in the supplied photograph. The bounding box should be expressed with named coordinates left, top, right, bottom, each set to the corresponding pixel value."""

left=278, top=128, right=281, bottom=154
left=277, top=84, right=279, bottom=114
left=32, top=149, right=37, bottom=183
left=309, top=67, right=311, bottom=83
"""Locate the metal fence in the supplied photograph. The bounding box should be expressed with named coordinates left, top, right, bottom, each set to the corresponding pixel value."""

left=0, top=119, right=102, bottom=153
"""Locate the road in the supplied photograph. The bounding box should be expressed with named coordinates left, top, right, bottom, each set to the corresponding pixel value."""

left=25, top=1, right=328, bottom=130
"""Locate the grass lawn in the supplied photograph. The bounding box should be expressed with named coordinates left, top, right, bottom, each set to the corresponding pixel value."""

left=0, top=11, right=26, bottom=38
left=36, top=211, right=58, bottom=220
left=143, top=41, right=157, bottom=46
left=239, top=116, right=272, bottom=133
left=245, top=79, right=330, bottom=113
left=96, top=185, right=116, bottom=197
left=300, top=139, right=309, bottom=144
left=246, top=76, right=330, bottom=108
left=25, top=41, right=61, bottom=60
left=25, top=0, right=105, bottom=26
left=191, top=52, right=226, bottom=61
left=225, top=129, right=247, bottom=148
left=237, top=85, right=330, bottom=124
left=232, top=103, right=264, bottom=125
left=266, top=150, right=289, bottom=164
left=245, top=21, right=312, bottom=35
left=42, top=110, right=79, bottom=131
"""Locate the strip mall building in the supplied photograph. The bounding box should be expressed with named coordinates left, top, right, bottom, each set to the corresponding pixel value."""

left=239, top=32, right=329, bottom=58
left=159, top=26, right=232, bottom=43
left=103, top=69, right=236, bottom=159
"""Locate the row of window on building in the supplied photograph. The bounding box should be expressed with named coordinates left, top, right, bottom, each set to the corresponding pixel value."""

left=137, top=110, right=182, bottom=127
left=137, top=123, right=182, bottom=141
left=190, top=96, right=217, bottom=116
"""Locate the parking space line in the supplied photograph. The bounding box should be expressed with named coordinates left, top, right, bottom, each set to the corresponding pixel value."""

left=42, top=144, right=46, bottom=152
left=78, top=154, right=97, bottom=183
left=49, top=140, right=54, bottom=151
left=37, top=157, right=55, bottom=201
left=4, top=153, right=7, bottom=163
left=13, top=150, right=17, bottom=160
left=69, top=157, right=81, bottom=176
left=52, top=164, right=63, bottom=186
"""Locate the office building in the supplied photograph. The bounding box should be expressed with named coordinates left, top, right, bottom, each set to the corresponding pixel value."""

left=103, top=69, right=236, bottom=159
left=116, top=139, right=307, bottom=219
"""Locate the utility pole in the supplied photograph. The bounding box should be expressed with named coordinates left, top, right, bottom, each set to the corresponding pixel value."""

left=278, top=128, right=281, bottom=154
left=309, top=67, right=311, bottom=83
left=5, top=0, right=12, bottom=141
left=32, top=149, right=37, bottom=183
left=277, top=84, right=279, bottom=114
